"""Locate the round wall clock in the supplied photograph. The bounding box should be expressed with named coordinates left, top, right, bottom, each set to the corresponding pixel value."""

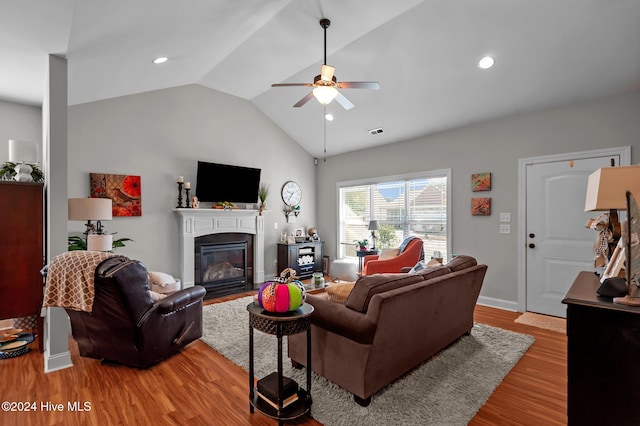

left=281, top=181, right=302, bottom=206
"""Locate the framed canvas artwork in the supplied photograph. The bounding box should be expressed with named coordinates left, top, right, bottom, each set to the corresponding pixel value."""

left=471, top=172, right=491, bottom=192
left=471, top=197, right=491, bottom=216
left=90, top=173, right=142, bottom=216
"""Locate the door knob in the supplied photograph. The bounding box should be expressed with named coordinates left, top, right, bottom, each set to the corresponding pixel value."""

left=529, top=233, right=535, bottom=238
left=528, top=243, right=535, bottom=248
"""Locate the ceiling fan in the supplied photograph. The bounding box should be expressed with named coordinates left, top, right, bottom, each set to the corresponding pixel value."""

left=271, top=18, right=380, bottom=110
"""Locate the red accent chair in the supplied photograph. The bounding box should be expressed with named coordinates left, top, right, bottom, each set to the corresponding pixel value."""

left=362, top=238, right=424, bottom=275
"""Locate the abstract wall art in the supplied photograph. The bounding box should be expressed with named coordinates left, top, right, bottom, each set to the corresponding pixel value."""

left=471, top=172, right=491, bottom=192
left=90, top=173, right=142, bottom=216
left=471, top=197, right=491, bottom=216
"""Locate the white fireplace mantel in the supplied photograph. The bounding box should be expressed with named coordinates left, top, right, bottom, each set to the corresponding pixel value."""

left=175, top=208, right=265, bottom=288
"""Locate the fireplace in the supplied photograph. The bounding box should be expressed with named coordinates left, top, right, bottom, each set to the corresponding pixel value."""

left=175, top=209, right=265, bottom=293
left=195, top=233, right=253, bottom=299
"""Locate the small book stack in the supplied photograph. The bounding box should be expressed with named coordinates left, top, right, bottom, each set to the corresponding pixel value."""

left=256, top=372, right=299, bottom=409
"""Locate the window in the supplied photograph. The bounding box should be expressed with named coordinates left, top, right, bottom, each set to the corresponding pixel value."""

left=338, top=169, right=450, bottom=261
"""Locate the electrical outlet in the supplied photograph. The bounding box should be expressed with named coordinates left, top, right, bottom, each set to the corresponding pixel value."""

left=274, top=222, right=278, bottom=229
left=499, top=224, right=511, bottom=234
left=500, top=212, right=511, bottom=222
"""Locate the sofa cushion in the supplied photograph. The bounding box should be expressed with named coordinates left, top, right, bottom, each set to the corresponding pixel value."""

left=378, top=248, right=399, bottom=260
left=408, top=258, right=442, bottom=274
left=445, top=255, right=477, bottom=272
left=326, top=282, right=355, bottom=304
left=345, top=273, right=424, bottom=313
left=416, top=265, right=452, bottom=280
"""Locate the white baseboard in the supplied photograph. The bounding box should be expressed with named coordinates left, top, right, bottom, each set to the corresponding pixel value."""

left=477, top=295, right=519, bottom=312
left=44, top=350, right=73, bottom=373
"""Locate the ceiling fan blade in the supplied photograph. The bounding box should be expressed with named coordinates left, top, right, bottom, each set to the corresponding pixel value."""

left=272, top=83, right=314, bottom=87
left=320, top=65, right=335, bottom=82
left=337, top=81, right=380, bottom=90
left=293, top=92, right=315, bottom=108
left=334, top=92, right=355, bottom=110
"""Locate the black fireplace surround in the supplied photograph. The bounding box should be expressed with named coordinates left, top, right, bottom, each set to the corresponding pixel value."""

left=195, top=233, right=254, bottom=299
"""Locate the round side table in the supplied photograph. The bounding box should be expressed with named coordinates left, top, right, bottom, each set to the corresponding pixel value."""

left=247, top=302, right=314, bottom=425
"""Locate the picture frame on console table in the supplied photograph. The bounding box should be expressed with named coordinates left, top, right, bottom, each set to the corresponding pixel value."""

left=601, top=243, right=625, bottom=282
left=323, top=255, right=330, bottom=275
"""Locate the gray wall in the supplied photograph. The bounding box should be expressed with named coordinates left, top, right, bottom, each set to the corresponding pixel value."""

left=316, top=89, right=640, bottom=305
left=0, top=100, right=41, bottom=163
left=68, top=84, right=316, bottom=281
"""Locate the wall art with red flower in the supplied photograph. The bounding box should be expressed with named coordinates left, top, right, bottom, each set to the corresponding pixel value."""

left=90, top=173, right=142, bottom=217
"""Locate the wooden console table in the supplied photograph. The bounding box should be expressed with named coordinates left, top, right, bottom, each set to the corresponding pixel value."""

left=562, top=271, right=640, bottom=425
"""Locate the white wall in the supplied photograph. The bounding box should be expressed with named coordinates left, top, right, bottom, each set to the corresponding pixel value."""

left=0, top=100, right=41, bottom=163
left=316, top=90, right=640, bottom=305
left=68, top=84, right=316, bottom=282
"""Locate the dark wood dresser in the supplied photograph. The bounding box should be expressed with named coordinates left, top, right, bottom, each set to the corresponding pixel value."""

left=562, top=271, right=640, bottom=425
left=0, top=181, right=44, bottom=351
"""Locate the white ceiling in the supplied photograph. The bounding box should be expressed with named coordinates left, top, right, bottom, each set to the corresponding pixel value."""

left=1, top=0, right=639, bottom=158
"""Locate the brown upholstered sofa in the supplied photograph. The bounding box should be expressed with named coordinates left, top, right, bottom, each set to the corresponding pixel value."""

left=288, top=255, right=486, bottom=405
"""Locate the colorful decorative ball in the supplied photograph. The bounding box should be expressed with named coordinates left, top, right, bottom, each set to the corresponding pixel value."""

left=257, top=269, right=306, bottom=313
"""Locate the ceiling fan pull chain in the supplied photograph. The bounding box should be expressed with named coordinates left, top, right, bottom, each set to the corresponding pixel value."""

left=323, top=105, right=327, bottom=162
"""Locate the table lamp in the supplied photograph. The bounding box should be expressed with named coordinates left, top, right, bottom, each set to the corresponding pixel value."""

left=8, top=139, right=38, bottom=182
left=585, top=165, right=640, bottom=257
left=68, top=198, right=113, bottom=250
left=368, top=220, right=379, bottom=250
left=584, top=165, right=640, bottom=305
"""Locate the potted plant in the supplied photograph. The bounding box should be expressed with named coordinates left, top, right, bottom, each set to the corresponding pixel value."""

left=354, top=239, right=369, bottom=251
left=258, top=183, right=269, bottom=215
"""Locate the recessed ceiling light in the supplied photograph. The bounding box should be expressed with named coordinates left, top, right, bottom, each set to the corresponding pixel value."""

left=478, top=56, right=495, bottom=69
left=153, top=57, right=168, bottom=64
left=325, top=113, right=334, bottom=121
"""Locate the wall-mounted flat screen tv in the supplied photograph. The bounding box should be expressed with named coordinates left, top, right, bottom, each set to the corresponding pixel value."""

left=195, top=161, right=261, bottom=203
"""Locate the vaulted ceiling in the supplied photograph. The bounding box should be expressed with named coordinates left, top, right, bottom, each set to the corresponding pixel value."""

left=1, top=0, right=639, bottom=158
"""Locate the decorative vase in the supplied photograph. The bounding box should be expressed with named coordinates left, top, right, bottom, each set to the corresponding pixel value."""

left=257, top=268, right=306, bottom=312
left=259, top=203, right=265, bottom=216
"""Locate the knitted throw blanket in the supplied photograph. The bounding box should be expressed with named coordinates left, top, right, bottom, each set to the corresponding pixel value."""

left=43, top=251, right=121, bottom=312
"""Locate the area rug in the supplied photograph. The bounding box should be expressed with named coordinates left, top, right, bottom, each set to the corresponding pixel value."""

left=514, top=312, right=566, bottom=333
left=201, top=297, right=534, bottom=426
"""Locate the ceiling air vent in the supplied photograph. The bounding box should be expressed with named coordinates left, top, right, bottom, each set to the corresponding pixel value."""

left=368, top=127, right=384, bottom=136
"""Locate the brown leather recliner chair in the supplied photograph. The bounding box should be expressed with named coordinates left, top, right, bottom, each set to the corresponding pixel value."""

left=65, top=256, right=206, bottom=368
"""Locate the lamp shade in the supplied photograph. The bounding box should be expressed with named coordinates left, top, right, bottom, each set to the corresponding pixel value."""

left=368, top=220, right=379, bottom=231
left=585, top=165, right=640, bottom=211
left=68, top=198, right=113, bottom=221
left=313, top=86, right=338, bottom=105
left=8, top=139, right=37, bottom=163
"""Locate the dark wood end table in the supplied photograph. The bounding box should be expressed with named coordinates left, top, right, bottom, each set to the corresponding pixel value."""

left=247, top=302, right=314, bottom=425
left=356, top=249, right=379, bottom=275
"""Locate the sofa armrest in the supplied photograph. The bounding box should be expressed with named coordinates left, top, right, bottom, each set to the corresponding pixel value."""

left=305, top=294, right=377, bottom=344
left=363, top=254, right=379, bottom=266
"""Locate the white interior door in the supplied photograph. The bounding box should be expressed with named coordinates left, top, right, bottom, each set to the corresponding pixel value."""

left=525, top=154, right=621, bottom=317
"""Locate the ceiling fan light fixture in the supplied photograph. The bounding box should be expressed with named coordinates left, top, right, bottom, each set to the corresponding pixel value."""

left=313, top=86, right=338, bottom=105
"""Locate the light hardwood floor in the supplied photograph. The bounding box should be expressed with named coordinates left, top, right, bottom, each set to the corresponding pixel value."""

left=0, top=296, right=567, bottom=425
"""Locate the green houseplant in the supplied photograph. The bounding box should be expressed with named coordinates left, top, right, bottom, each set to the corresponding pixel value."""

left=0, top=162, right=44, bottom=182
left=68, top=235, right=133, bottom=251
left=258, top=183, right=269, bottom=215
left=354, top=239, right=369, bottom=250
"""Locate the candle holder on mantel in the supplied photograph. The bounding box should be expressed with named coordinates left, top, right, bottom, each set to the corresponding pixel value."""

left=185, top=188, right=191, bottom=208
left=176, top=181, right=184, bottom=208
